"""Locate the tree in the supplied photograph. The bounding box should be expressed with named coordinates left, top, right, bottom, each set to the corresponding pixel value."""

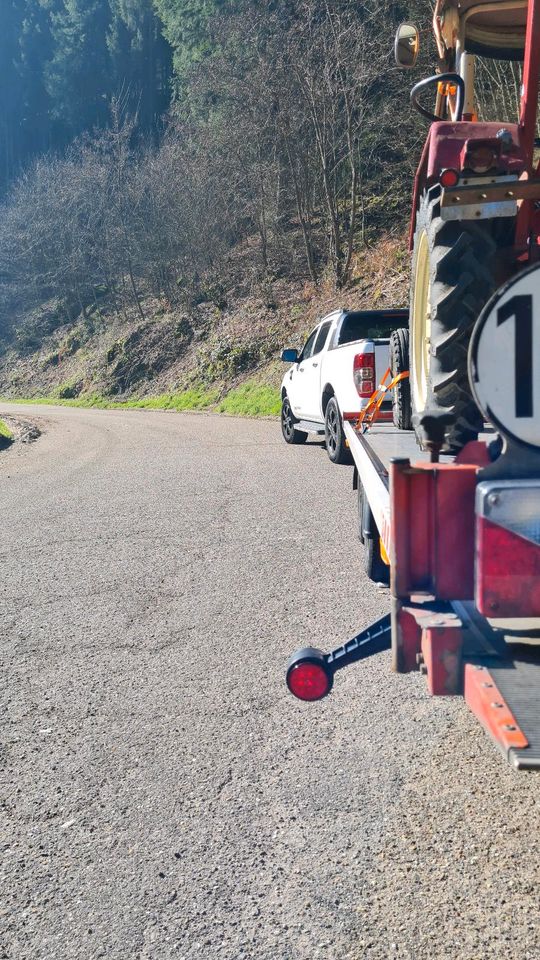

left=153, top=0, right=228, bottom=100
left=0, top=0, right=53, bottom=191
left=107, top=0, right=172, bottom=136
left=45, top=0, right=113, bottom=141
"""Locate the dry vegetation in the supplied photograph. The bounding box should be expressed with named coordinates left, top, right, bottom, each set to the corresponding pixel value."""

left=0, top=0, right=425, bottom=409
left=0, top=235, right=409, bottom=410
left=1, top=1, right=531, bottom=413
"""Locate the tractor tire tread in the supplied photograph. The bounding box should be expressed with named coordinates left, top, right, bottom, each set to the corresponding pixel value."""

left=410, top=188, right=506, bottom=452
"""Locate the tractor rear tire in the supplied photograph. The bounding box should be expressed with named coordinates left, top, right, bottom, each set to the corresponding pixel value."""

left=389, top=327, right=412, bottom=430
left=410, top=187, right=503, bottom=452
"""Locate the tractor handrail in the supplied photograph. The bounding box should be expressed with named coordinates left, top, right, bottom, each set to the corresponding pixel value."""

left=410, top=73, right=465, bottom=123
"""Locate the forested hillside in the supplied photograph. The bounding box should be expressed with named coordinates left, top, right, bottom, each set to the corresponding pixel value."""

left=1, top=0, right=172, bottom=189
left=0, top=0, right=429, bottom=406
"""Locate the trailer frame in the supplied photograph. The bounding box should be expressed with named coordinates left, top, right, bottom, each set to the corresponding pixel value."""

left=348, top=411, right=540, bottom=767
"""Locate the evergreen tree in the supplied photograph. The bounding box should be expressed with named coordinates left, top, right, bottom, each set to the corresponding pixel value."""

left=152, top=0, right=227, bottom=97
left=18, top=0, right=55, bottom=158
left=45, top=0, right=113, bottom=140
left=0, top=1, right=27, bottom=189
left=0, top=0, right=54, bottom=191
left=107, top=0, right=172, bottom=135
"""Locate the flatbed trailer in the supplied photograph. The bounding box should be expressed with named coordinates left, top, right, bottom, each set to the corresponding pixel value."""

left=286, top=0, right=540, bottom=769
left=347, top=422, right=540, bottom=770
left=286, top=268, right=540, bottom=771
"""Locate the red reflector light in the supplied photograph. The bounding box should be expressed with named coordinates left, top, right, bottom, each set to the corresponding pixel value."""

left=286, top=648, right=333, bottom=701
left=288, top=662, right=330, bottom=700
left=353, top=352, right=375, bottom=398
left=476, top=518, right=540, bottom=617
left=440, top=167, right=459, bottom=188
left=476, top=481, right=540, bottom=617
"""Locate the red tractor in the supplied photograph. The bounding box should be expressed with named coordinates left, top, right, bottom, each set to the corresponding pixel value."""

left=394, top=0, right=540, bottom=451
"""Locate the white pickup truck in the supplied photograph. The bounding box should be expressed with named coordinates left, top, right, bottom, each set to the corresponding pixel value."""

left=280, top=308, right=409, bottom=462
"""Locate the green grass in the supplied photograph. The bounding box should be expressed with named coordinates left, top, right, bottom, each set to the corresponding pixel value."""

left=0, top=418, right=13, bottom=446
left=216, top=383, right=281, bottom=417
left=1, top=394, right=116, bottom=409
left=125, top=387, right=221, bottom=411
left=0, top=381, right=281, bottom=417
left=2, top=386, right=219, bottom=412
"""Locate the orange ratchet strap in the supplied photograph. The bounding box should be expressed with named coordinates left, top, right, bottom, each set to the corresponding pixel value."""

left=437, top=80, right=458, bottom=98
left=355, top=367, right=409, bottom=432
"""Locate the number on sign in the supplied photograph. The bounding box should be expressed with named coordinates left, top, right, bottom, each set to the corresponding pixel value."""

left=469, top=263, right=540, bottom=450
left=497, top=294, right=533, bottom=418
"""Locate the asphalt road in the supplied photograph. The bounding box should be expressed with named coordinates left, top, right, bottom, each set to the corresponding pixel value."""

left=1, top=404, right=539, bottom=960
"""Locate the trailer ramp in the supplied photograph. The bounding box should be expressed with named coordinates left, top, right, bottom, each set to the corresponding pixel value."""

left=465, top=650, right=540, bottom=770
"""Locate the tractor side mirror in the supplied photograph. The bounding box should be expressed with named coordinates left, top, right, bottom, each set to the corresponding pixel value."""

left=394, top=23, right=419, bottom=68
left=281, top=348, right=299, bottom=363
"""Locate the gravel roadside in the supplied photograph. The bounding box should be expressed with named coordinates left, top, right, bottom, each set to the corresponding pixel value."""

left=1, top=405, right=539, bottom=960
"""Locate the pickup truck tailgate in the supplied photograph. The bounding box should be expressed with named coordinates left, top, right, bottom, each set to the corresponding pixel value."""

left=374, top=340, right=391, bottom=388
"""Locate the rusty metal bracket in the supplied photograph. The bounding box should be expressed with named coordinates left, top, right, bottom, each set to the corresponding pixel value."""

left=442, top=178, right=540, bottom=208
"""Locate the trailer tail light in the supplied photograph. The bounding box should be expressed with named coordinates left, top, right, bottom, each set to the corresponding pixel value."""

left=286, top=648, right=333, bottom=701
left=439, top=167, right=459, bottom=188
left=353, top=352, right=375, bottom=398
left=475, top=481, right=540, bottom=617
left=461, top=138, right=501, bottom=174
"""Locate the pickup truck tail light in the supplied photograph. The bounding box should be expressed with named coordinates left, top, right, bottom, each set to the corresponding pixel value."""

left=353, top=352, right=375, bottom=398
left=475, top=480, right=540, bottom=617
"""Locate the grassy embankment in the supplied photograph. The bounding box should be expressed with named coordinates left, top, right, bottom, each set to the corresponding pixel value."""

left=0, top=418, right=14, bottom=447
left=2, top=381, right=282, bottom=417
left=0, top=239, right=409, bottom=419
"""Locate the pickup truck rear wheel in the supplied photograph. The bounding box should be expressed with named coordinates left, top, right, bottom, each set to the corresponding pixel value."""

left=389, top=328, right=412, bottom=430
left=281, top=396, right=308, bottom=445
left=324, top=397, right=351, bottom=464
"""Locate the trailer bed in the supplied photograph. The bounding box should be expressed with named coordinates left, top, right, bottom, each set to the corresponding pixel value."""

left=343, top=419, right=540, bottom=769
left=347, top=422, right=495, bottom=469
left=347, top=423, right=420, bottom=470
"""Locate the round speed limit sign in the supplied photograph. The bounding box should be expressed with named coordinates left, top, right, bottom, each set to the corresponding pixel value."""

left=469, top=263, right=540, bottom=449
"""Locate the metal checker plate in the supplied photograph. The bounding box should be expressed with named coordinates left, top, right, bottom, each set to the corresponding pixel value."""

left=486, top=654, right=540, bottom=769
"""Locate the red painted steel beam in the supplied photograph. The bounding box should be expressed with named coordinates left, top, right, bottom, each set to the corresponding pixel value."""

left=520, top=0, right=540, bottom=167
left=390, top=460, right=478, bottom=602
left=392, top=601, right=422, bottom=673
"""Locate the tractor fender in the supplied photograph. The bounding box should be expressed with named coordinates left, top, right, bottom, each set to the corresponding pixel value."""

left=408, top=120, right=524, bottom=248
